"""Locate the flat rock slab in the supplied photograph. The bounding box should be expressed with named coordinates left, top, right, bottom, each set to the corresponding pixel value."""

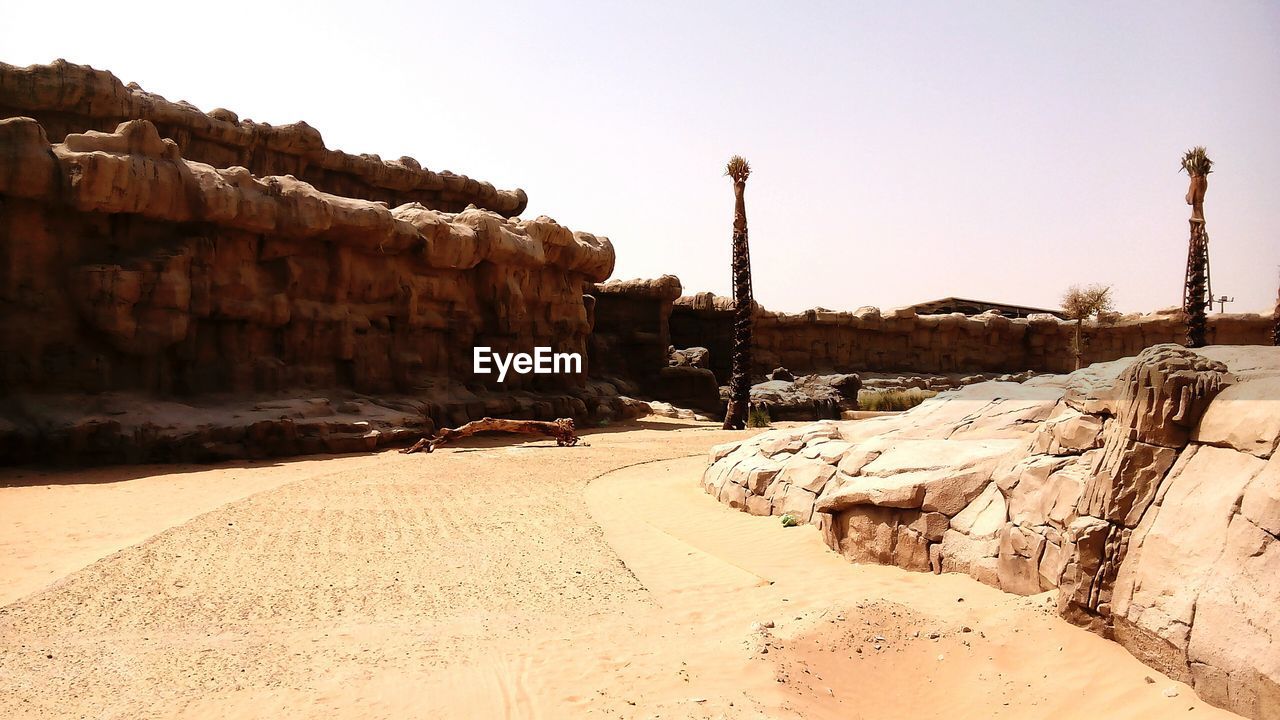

left=859, top=439, right=1021, bottom=476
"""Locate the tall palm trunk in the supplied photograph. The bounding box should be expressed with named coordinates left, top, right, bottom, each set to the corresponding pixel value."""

left=1184, top=221, right=1209, bottom=347
left=1273, top=277, right=1280, bottom=346
left=1181, top=147, right=1213, bottom=348
left=1073, top=319, right=1084, bottom=370
left=722, top=156, right=754, bottom=430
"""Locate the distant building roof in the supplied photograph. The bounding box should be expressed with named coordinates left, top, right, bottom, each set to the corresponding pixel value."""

left=907, top=297, right=1066, bottom=320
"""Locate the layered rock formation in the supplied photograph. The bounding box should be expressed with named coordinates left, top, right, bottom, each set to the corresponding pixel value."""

left=589, top=275, right=682, bottom=384
left=0, top=97, right=636, bottom=461
left=0, top=62, right=756, bottom=463
left=0, top=116, right=612, bottom=397
left=746, top=372, right=861, bottom=420
left=673, top=293, right=1274, bottom=380
left=703, top=345, right=1280, bottom=719
left=590, top=276, right=720, bottom=412
left=0, top=61, right=526, bottom=214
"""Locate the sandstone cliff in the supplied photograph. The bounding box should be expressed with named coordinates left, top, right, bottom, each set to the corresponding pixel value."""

left=703, top=345, right=1280, bottom=719
left=588, top=275, right=722, bottom=413
left=0, top=61, right=527, bottom=215
left=0, top=113, right=633, bottom=462
left=0, top=64, right=721, bottom=464
left=673, top=293, right=1274, bottom=381
left=590, top=275, right=682, bottom=383
left=0, top=116, right=612, bottom=397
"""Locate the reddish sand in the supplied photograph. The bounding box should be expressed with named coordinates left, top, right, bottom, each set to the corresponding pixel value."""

left=0, top=420, right=1240, bottom=718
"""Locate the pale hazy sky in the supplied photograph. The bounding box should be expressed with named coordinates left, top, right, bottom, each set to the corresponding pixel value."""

left=3, top=1, right=1277, bottom=313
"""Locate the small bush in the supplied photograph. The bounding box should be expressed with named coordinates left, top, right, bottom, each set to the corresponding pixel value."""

left=857, top=388, right=937, bottom=412
left=780, top=513, right=799, bottom=527
left=747, top=405, right=772, bottom=428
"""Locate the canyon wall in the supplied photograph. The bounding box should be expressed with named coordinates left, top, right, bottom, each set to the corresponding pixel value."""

left=0, top=62, right=690, bottom=463
left=702, top=345, right=1280, bottom=719
left=0, top=116, right=612, bottom=397
left=589, top=275, right=681, bottom=385
left=673, top=292, right=1274, bottom=382
left=0, top=111, right=637, bottom=463
left=590, top=276, right=721, bottom=412
left=0, top=61, right=526, bottom=215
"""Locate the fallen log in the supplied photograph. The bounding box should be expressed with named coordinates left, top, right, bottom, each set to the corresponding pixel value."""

left=401, top=417, right=580, bottom=454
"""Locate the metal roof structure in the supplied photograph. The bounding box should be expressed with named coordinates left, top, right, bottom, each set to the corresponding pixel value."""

left=907, top=297, right=1067, bottom=320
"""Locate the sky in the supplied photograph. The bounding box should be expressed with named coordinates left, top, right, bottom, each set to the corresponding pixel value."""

left=3, top=1, right=1277, bottom=313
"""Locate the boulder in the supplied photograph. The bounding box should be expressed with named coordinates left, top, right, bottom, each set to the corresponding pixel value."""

left=949, top=483, right=1007, bottom=538
left=653, top=366, right=721, bottom=413
left=669, top=346, right=711, bottom=369
left=1005, top=453, right=1092, bottom=527
left=1192, top=376, right=1280, bottom=458
left=908, top=511, right=949, bottom=542
left=776, top=457, right=837, bottom=494
left=767, top=366, right=794, bottom=381
left=817, top=472, right=928, bottom=511
left=1031, top=409, right=1105, bottom=455
left=773, top=483, right=819, bottom=524
left=700, top=347, right=1280, bottom=719
left=748, top=373, right=861, bottom=421
left=936, top=529, right=998, bottom=575
left=997, top=524, right=1047, bottom=595
left=827, top=505, right=902, bottom=565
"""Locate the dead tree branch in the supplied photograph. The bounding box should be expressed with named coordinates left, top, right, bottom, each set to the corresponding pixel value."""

left=401, top=417, right=580, bottom=454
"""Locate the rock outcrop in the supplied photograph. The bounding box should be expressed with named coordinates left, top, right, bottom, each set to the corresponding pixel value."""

left=672, top=294, right=1273, bottom=380
left=1059, top=347, right=1232, bottom=632
left=0, top=63, right=717, bottom=463
left=0, top=61, right=526, bottom=215
left=669, top=346, right=710, bottom=369
left=0, top=84, right=631, bottom=462
left=589, top=275, right=682, bottom=385
left=746, top=373, right=862, bottom=420
left=703, top=345, right=1280, bottom=719
left=589, top=276, right=721, bottom=413
left=860, top=369, right=1039, bottom=392
left=0, top=116, right=612, bottom=399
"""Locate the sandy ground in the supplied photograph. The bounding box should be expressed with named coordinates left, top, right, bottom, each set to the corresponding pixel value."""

left=0, top=419, right=1241, bottom=719
left=0, top=454, right=394, bottom=607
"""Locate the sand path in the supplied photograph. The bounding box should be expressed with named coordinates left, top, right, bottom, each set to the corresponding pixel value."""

left=0, top=454, right=395, bottom=607
left=0, top=422, right=1240, bottom=718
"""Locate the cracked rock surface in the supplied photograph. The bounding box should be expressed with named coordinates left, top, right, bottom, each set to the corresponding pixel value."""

left=704, top=344, right=1280, bottom=719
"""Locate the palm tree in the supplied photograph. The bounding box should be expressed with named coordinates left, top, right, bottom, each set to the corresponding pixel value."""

left=1061, top=284, right=1115, bottom=369
left=722, top=155, right=754, bottom=430
left=1272, top=271, right=1279, bottom=346
left=1181, top=147, right=1213, bottom=348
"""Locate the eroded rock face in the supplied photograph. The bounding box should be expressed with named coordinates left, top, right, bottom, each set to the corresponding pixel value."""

left=670, top=346, right=710, bottom=369
left=0, top=384, right=651, bottom=465
left=0, top=102, right=637, bottom=463
left=671, top=294, right=1274, bottom=378
left=0, top=117, right=613, bottom=399
left=1062, top=346, right=1232, bottom=629
left=702, top=345, right=1280, bottom=720
left=589, top=276, right=682, bottom=380
left=745, top=373, right=862, bottom=421
left=0, top=61, right=527, bottom=215
left=587, top=276, right=722, bottom=410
